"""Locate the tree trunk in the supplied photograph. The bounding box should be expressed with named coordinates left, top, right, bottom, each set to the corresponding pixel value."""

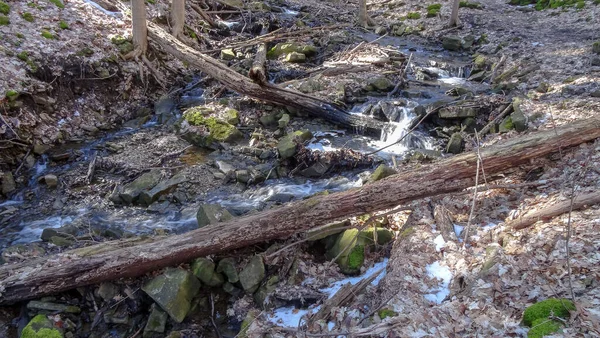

left=248, top=43, right=268, bottom=85
left=130, top=0, right=148, bottom=58
left=449, top=0, right=460, bottom=26
left=146, top=22, right=385, bottom=136
left=171, top=0, right=185, bottom=39
left=358, top=0, right=368, bottom=28
left=0, top=117, right=599, bottom=305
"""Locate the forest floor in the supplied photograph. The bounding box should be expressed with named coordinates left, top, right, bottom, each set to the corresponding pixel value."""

left=0, top=0, right=600, bottom=337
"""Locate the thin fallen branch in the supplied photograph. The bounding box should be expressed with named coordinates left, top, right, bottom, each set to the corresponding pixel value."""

left=248, top=43, right=267, bottom=85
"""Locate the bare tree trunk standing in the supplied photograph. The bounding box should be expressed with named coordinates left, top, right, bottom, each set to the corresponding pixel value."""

left=171, top=0, right=185, bottom=39
left=449, top=0, right=460, bottom=26
left=358, top=0, right=372, bottom=28
left=129, top=0, right=148, bottom=58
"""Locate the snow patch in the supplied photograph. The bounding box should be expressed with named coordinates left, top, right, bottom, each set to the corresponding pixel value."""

left=433, top=234, right=445, bottom=252
left=424, top=261, right=452, bottom=304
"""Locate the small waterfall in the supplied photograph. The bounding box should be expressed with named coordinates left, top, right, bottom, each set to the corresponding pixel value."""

left=369, top=106, right=422, bottom=155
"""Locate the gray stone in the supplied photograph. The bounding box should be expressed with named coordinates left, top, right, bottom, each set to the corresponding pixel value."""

left=120, top=170, right=162, bottom=204
left=41, top=228, right=59, bottom=241
left=235, top=170, right=250, bottom=184
left=103, top=307, right=130, bottom=325
left=98, top=282, right=119, bottom=302
left=44, top=174, right=58, bottom=188
left=221, top=48, right=236, bottom=60
left=368, top=164, right=396, bottom=183
left=139, top=174, right=187, bottom=206
left=225, top=108, right=240, bottom=125
left=462, top=35, right=475, bottom=49
left=254, top=275, right=279, bottom=309
left=155, top=96, right=176, bottom=116
left=49, top=236, right=73, bottom=247
left=442, top=35, right=462, bottom=51
left=216, top=258, right=239, bottom=283
left=511, top=98, right=528, bottom=132
left=239, top=255, right=265, bottom=293
left=374, top=26, right=387, bottom=35
left=27, top=300, right=81, bottom=313
left=367, top=76, right=394, bottom=91
left=144, top=304, right=168, bottom=337
left=446, top=133, right=464, bottom=154
left=196, top=204, right=234, bottom=228
left=141, top=268, right=201, bottom=323
left=191, top=258, right=225, bottom=287
left=591, top=90, right=600, bottom=98
left=216, top=160, right=235, bottom=174
left=300, top=159, right=331, bottom=178
left=278, top=114, right=290, bottom=128
left=592, top=58, right=600, bottom=67
left=1, top=172, right=16, bottom=196
left=285, top=52, right=306, bottom=63
left=438, top=106, right=477, bottom=119
left=277, top=130, right=313, bottom=159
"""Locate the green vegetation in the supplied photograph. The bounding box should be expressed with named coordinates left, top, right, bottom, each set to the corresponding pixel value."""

left=426, top=3, right=442, bottom=17
left=347, top=244, right=365, bottom=271
left=111, top=35, right=134, bottom=54
left=16, top=32, right=24, bottom=39
left=0, top=1, right=9, bottom=15
left=17, top=51, right=28, bottom=61
left=76, top=47, right=94, bottom=57
left=460, top=1, right=483, bottom=9
left=22, top=12, right=34, bottom=22
left=145, top=0, right=156, bottom=4
left=21, top=315, right=62, bottom=338
left=0, top=14, right=8, bottom=25
left=41, top=30, right=54, bottom=39
left=378, top=308, right=398, bottom=319
left=5, top=90, right=19, bottom=100
left=528, top=318, right=562, bottom=338
left=406, top=12, right=421, bottom=19
left=508, top=0, right=586, bottom=10
left=49, top=0, right=65, bottom=9
left=58, top=20, right=69, bottom=29
left=523, top=298, right=575, bottom=327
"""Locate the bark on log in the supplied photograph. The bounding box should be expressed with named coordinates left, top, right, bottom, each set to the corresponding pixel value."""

left=507, top=191, right=600, bottom=230
left=0, top=118, right=599, bottom=305
left=248, top=44, right=268, bottom=85
left=146, top=22, right=386, bottom=136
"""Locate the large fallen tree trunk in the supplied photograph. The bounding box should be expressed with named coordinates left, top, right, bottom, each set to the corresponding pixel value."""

left=146, top=22, right=386, bottom=136
left=0, top=118, right=599, bottom=305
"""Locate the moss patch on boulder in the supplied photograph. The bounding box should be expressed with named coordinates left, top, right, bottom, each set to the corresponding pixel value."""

left=21, top=314, right=63, bottom=338
left=523, top=298, right=575, bottom=327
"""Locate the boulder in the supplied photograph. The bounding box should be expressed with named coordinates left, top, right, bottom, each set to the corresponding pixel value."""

left=326, top=229, right=365, bottom=275
left=44, top=174, right=58, bottom=188
left=220, top=48, right=236, bottom=60
left=196, top=204, right=234, bottom=228
left=225, top=108, right=240, bottom=125
left=442, top=35, right=462, bottom=51
left=277, top=130, right=313, bottom=159
left=498, top=116, right=514, bottom=133
left=21, top=314, right=63, bottom=338
left=368, top=164, right=396, bottom=183
left=239, top=255, right=265, bottom=293
left=120, top=170, right=162, bottom=204
left=511, top=98, right=528, bottom=132
left=285, top=52, right=306, bottom=63
left=438, top=106, right=477, bottom=118
left=254, top=275, right=279, bottom=309
left=215, top=160, right=235, bottom=175
left=155, top=96, right=176, bottom=116
left=49, top=236, right=74, bottom=247
left=143, top=304, right=168, bottom=337
left=180, top=109, right=243, bottom=148
left=278, top=114, right=290, bottom=128
left=446, top=133, right=464, bottom=154
left=139, top=174, right=187, bottom=206
left=216, top=258, right=239, bottom=283
left=1, top=171, right=16, bottom=196
left=97, top=282, right=119, bottom=302
left=141, top=268, right=201, bottom=323
left=191, top=258, right=225, bottom=287
left=367, top=76, right=394, bottom=92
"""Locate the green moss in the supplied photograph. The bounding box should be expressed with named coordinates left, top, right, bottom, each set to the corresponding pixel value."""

left=76, top=47, right=94, bottom=56
left=16, top=32, right=24, bottom=39
left=184, top=112, right=241, bottom=143
left=58, top=20, right=68, bottom=29
left=17, top=51, right=28, bottom=61
left=0, top=1, right=9, bottom=15
left=426, top=3, right=442, bottom=17
left=406, top=12, right=421, bottom=19
left=146, top=0, right=155, bottom=4
left=5, top=90, right=18, bottom=100
left=22, top=12, right=34, bottom=22
left=41, top=30, right=55, bottom=39
left=523, top=298, right=575, bottom=327
left=27, top=59, right=38, bottom=72
left=0, top=14, right=8, bottom=25
left=347, top=244, right=365, bottom=270
left=378, top=308, right=398, bottom=319
left=593, top=41, right=600, bottom=54
left=49, top=0, right=65, bottom=9
left=459, top=1, right=483, bottom=9
left=528, top=318, right=562, bottom=338
left=21, top=315, right=63, bottom=338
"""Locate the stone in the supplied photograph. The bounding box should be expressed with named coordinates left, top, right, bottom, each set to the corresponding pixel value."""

left=278, top=114, right=290, bottom=128
left=511, top=98, right=528, bottom=132
left=120, top=170, right=162, bottom=204
left=155, top=96, right=176, bottom=116
left=191, top=258, right=225, bottom=287
left=1, top=171, right=16, bottom=196
left=523, top=298, right=575, bottom=327
left=367, top=76, right=394, bottom=91
left=181, top=110, right=243, bottom=148
left=592, top=58, right=600, bottom=67
left=220, top=48, right=236, bottom=60
left=446, top=133, right=464, bottom=154
left=103, top=307, right=130, bottom=325
left=409, top=149, right=442, bottom=162
left=144, top=304, right=168, bottom=337
left=593, top=41, right=600, bottom=54
left=215, top=0, right=243, bottom=8
left=49, top=236, right=74, bottom=247
left=306, top=221, right=348, bottom=241
left=254, top=275, right=279, bottom=309
left=368, top=164, right=396, bottom=183
left=590, top=90, right=600, bottom=98
left=225, top=108, right=240, bottom=125
left=27, top=300, right=81, bottom=313
left=196, top=204, right=234, bottom=228
left=141, top=268, right=201, bottom=323
left=33, top=143, right=51, bottom=155
left=300, top=159, right=331, bottom=178
left=21, top=314, right=63, bottom=338
left=216, top=258, right=239, bottom=283
left=41, top=228, right=59, bottom=241
left=462, top=35, right=475, bottom=49
left=285, top=52, right=306, bottom=63
left=468, top=71, right=486, bottom=81
left=326, top=229, right=365, bottom=275
left=438, top=106, right=477, bottom=118
left=536, top=82, right=549, bottom=93
left=498, top=116, right=514, bottom=133
left=298, top=79, right=322, bottom=93
left=239, top=255, right=265, bottom=293
left=1, top=244, right=45, bottom=262
left=97, top=282, right=119, bottom=302
left=359, top=227, right=394, bottom=245
left=442, top=35, right=462, bottom=51
left=215, top=160, right=235, bottom=175
left=374, top=26, right=387, bottom=35
left=138, top=174, right=187, bottom=206
left=277, top=130, right=313, bottom=159
left=267, top=42, right=300, bottom=58
left=249, top=1, right=271, bottom=11
left=44, top=174, right=58, bottom=188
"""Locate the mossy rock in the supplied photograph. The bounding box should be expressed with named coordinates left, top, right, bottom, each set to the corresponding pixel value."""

left=191, top=258, right=225, bottom=287
left=141, top=268, right=201, bottom=323
left=426, top=3, right=441, bottom=17
left=498, top=116, right=514, bottom=133
left=5, top=90, right=19, bottom=101
left=21, top=314, right=63, bottom=338
left=220, top=48, right=236, bottom=60
left=238, top=255, right=265, bottom=293
left=182, top=109, right=243, bottom=148
left=368, top=164, right=396, bottom=182
left=527, top=318, right=562, bottom=338
left=0, top=1, right=10, bottom=15
left=224, top=108, right=240, bottom=125
left=277, top=130, right=313, bottom=159
left=522, top=298, right=575, bottom=327
left=58, top=20, right=69, bottom=29
left=326, top=229, right=365, bottom=275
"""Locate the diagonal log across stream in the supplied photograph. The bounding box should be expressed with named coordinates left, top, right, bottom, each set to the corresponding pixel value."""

left=0, top=117, right=599, bottom=305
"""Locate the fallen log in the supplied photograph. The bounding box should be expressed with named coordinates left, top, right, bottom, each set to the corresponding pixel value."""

left=146, top=22, right=386, bottom=136
left=0, top=117, right=599, bottom=305
left=507, top=191, right=600, bottom=230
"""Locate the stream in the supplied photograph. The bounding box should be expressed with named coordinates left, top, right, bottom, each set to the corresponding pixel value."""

left=0, top=34, right=487, bottom=251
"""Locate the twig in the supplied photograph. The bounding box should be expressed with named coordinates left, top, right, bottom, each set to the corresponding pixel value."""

left=0, top=107, right=20, bottom=139
left=388, top=52, right=412, bottom=98
left=15, top=147, right=33, bottom=175
left=209, top=293, right=222, bottom=338
left=565, top=183, right=576, bottom=302
left=488, top=54, right=506, bottom=84
left=478, top=103, right=512, bottom=136
left=86, top=152, right=98, bottom=185
left=462, top=136, right=482, bottom=247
